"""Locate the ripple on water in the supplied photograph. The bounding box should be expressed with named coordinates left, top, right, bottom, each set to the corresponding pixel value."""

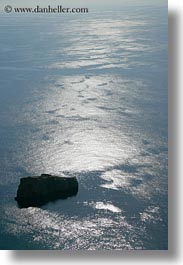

left=4, top=205, right=143, bottom=250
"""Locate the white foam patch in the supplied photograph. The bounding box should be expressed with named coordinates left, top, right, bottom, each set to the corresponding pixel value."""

left=94, top=202, right=122, bottom=213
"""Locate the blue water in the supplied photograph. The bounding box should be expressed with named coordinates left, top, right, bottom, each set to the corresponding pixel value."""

left=0, top=3, right=167, bottom=250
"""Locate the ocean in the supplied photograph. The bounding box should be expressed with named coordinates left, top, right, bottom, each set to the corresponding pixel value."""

left=0, top=3, right=168, bottom=250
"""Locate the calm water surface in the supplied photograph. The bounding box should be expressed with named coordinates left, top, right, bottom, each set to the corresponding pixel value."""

left=0, top=4, right=167, bottom=250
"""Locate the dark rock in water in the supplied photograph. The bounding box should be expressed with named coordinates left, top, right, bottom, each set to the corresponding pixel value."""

left=15, top=174, right=78, bottom=208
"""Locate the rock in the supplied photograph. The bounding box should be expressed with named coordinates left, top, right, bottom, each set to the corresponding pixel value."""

left=15, top=174, right=78, bottom=208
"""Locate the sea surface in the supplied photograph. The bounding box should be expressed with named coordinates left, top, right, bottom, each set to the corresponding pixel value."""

left=0, top=3, right=168, bottom=250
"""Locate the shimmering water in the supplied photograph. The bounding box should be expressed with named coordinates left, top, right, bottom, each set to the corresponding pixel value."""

left=0, top=3, right=167, bottom=250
